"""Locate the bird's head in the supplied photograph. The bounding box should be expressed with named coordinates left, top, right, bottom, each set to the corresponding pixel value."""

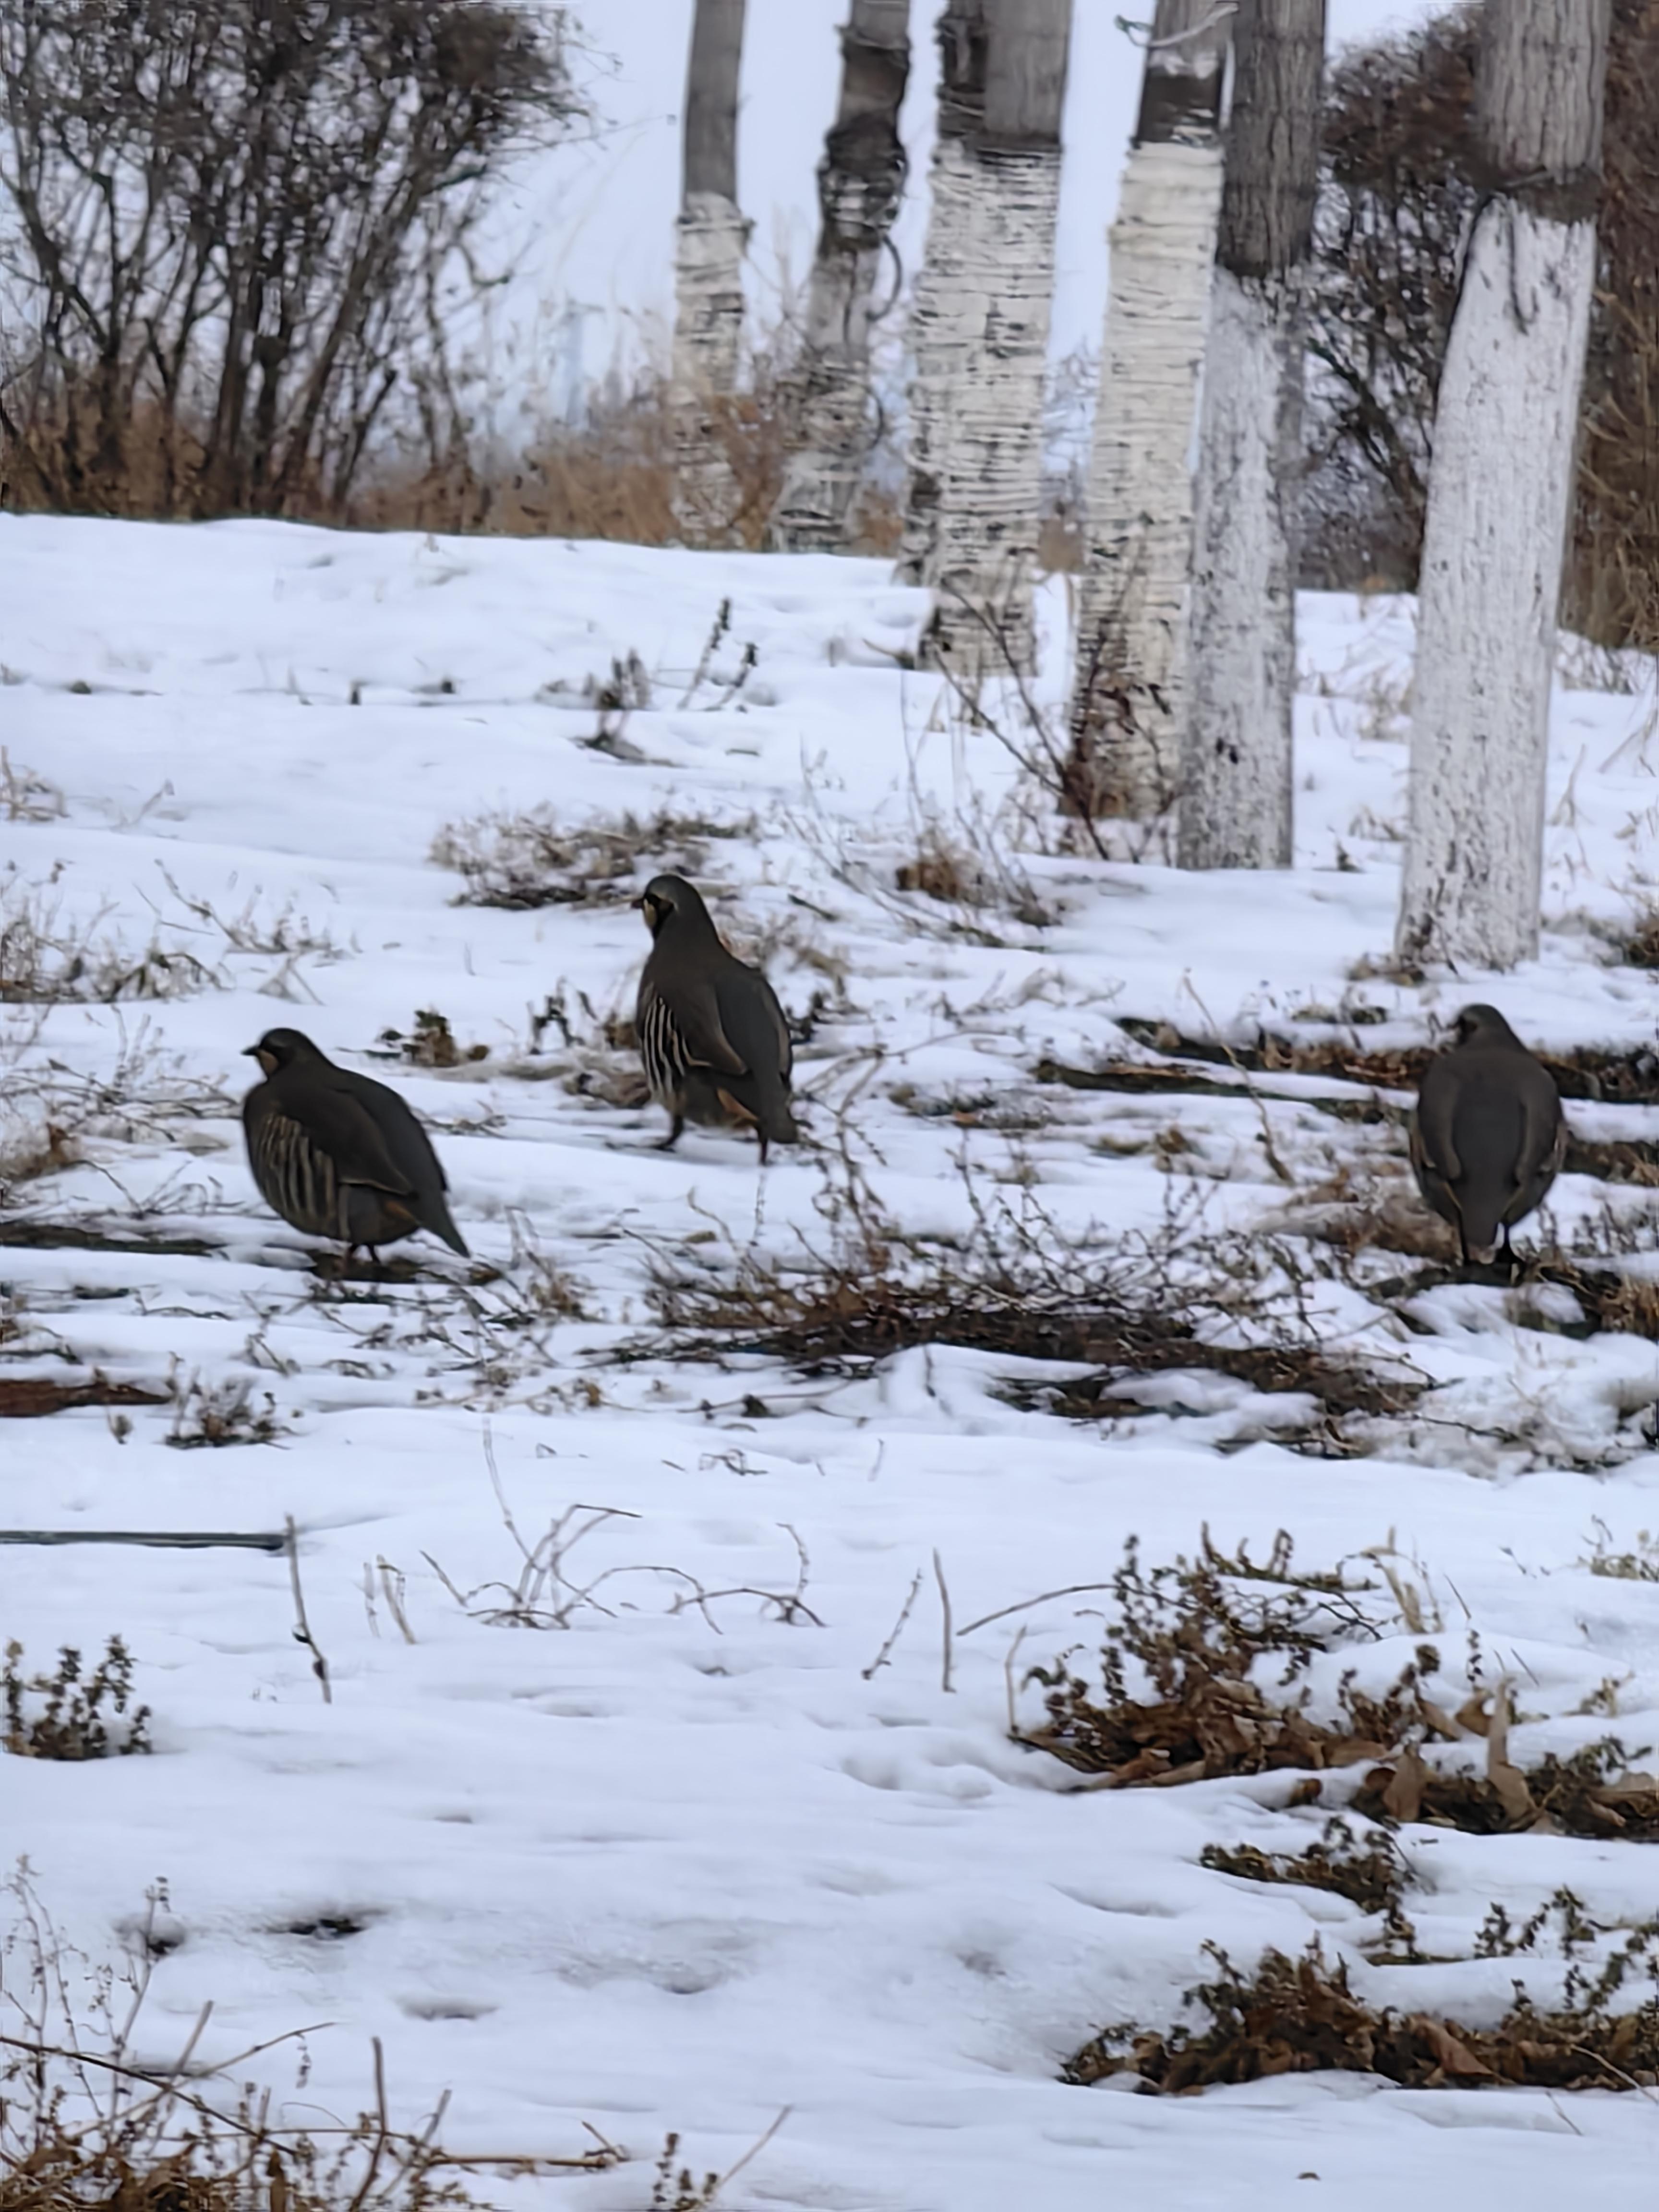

left=632, top=873, right=706, bottom=940
left=1451, top=1003, right=1515, bottom=1048
left=243, top=1027, right=318, bottom=1076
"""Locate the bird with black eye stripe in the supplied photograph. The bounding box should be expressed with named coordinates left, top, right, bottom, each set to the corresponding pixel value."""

left=633, top=874, right=800, bottom=1163
left=241, top=1027, right=469, bottom=1268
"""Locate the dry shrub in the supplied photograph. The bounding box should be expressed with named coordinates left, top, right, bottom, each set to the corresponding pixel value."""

left=165, top=1376, right=289, bottom=1450
left=375, top=1010, right=490, bottom=1069
left=1200, top=1815, right=1409, bottom=1917
left=0, top=1871, right=622, bottom=2206
left=2, top=1638, right=151, bottom=1758
left=1020, top=1542, right=1659, bottom=1839
left=1351, top=1731, right=1659, bottom=1841
left=1016, top=1532, right=1431, bottom=1787
left=641, top=1166, right=1409, bottom=1432
left=1063, top=1931, right=1659, bottom=2092
left=0, top=878, right=219, bottom=1005
left=432, top=804, right=754, bottom=911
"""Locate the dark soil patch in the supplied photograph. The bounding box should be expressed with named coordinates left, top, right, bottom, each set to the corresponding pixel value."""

left=1115, top=1017, right=1659, bottom=1106
left=0, top=1375, right=167, bottom=1418
left=0, top=1220, right=222, bottom=1258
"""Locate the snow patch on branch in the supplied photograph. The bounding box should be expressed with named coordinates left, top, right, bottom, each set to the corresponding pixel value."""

left=1398, top=200, right=1596, bottom=971
left=1070, top=139, right=1222, bottom=826
left=1180, top=263, right=1302, bottom=870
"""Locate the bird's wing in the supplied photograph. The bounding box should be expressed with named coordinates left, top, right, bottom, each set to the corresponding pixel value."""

left=340, top=1072, right=451, bottom=1198
left=655, top=967, right=748, bottom=1076
left=274, top=1080, right=415, bottom=1194
left=1411, top=1066, right=1464, bottom=1184
left=1520, top=1068, right=1566, bottom=1184
left=713, top=964, right=792, bottom=1084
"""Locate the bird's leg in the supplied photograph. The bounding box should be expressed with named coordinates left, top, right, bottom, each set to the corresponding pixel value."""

left=757, top=1130, right=770, bottom=1166
left=655, top=1113, right=685, bottom=1153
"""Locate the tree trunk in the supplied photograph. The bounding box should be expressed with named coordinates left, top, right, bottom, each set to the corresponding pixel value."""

left=1396, top=0, right=1610, bottom=971
left=900, top=0, right=1073, bottom=673
left=1067, top=0, right=1229, bottom=833
left=1179, top=0, right=1324, bottom=870
left=767, top=0, right=911, bottom=553
left=671, top=0, right=751, bottom=547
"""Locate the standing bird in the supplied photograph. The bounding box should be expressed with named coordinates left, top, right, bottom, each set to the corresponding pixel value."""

left=1409, top=1005, right=1565, bottom=1266
left=634, top=874, right=800, bottom=1162
left=241, top=1028, right=469, bottom=1266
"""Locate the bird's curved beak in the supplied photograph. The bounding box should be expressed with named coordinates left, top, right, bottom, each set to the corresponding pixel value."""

left=629, top=895, right=645, bottom=910
left=241, top=1044, right=260, bottom=1057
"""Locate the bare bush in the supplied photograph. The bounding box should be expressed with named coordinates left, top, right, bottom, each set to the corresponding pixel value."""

left=1307, top=0, right=1659, bottom=645
left=0, top=0, right=579, bottom=520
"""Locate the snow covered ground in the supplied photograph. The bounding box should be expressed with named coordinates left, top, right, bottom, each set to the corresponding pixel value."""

left=4, top=514, right=1659, bottom=2206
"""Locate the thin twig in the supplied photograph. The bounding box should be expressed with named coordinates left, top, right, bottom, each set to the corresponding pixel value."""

left=933, top=1548, right=954, bottom=1694
left=863, top=1567, right=924, bottom=1680
left=1003, top=1623, right=1029, bottom=1737
left=285, top=1515, right=331, bottom=1705
left=378, top=1556, right=417, bottom=1645
left=958, top=1582, right=1122, bottom=1638
left=713, top=2104, right=793, bottom=2193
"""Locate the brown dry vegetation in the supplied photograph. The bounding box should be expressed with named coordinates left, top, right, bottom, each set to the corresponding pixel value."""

left=638, top=1168, right=1410, bottom=1435
left=1063, top=1933, right=1659, bottom=2093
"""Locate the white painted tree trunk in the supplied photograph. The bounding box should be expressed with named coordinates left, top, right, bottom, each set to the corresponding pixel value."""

left=768, top=0, right=910, bottom=553
left=671, top=193, right=751, bottom=544
left=900, top=140, right=1063, bottom=671
left=671, top=0, right=750, bottom=546
left=1179, top=0, right=1323, bottom=871
left=1394, top=0, right=1609, bottom=971
left=900, top=0, right=1072, bottom=675
left=1178, top=265, right=1303, bottom=867
left=1069, top=137, right=1222, bottom=825
left=1396, top=202, right=1597, bottom=969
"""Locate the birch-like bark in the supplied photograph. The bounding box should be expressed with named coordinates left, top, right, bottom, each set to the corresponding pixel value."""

left=1068, top=0, right=1228, bottom=827
left=1180, top=0, right=1324, bottom=870
left=1396, top=0, right=1610, bottom=971
left=768, top=0, right=911, bottom=553
left=671, top=0, right=751, bottom=547
left=900, top=0, right=1073, bottom=673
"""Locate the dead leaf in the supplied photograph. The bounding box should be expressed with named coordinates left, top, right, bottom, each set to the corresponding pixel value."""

left=1485, top=1679, right=1535, bottom=1823
left=1380, top=1744, right=1429, bottom=1822
left=1454, top=1690, right=1492, bottom=1738
left=1418, top=1698, right=1465, bottom=1741
left=1409, top=2016, right=1492, bottom=2079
